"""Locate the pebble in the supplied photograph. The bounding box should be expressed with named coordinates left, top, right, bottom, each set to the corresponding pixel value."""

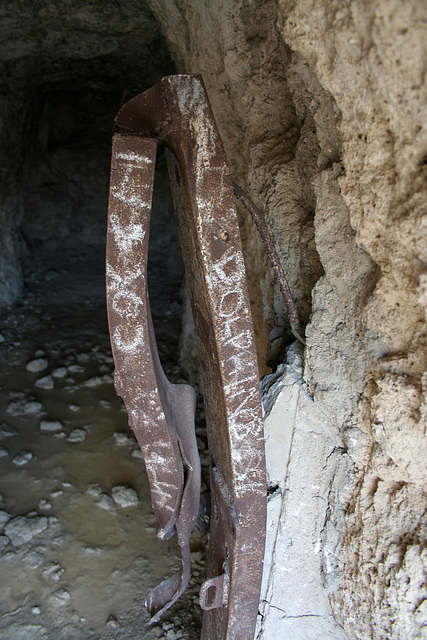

left=52, top=367, right=67, bottom=378
left=42, top=562, right=64, bottom=582
left=86, top=483, right=103, bottom=497
left=113, top=432, right=135, bottom=447
left=55, top=588, right=71, bottom=603
left=132, top=447, right=144, bottom=460
left=76, top=353, right=90, bottom=363
left=112, top=485, right=138, bottom=508
left=0, top=423, right=18, bottom=440
left=7, top=399, right=44, bottom=416
left=13, top=450, right=33, bottom=466
left=0, top=333, right=5, bottom=343
left=34, top=350, right=45, bottom=357
left=50, top=490, right=63, bottom=499
left=68, top=364, right=84, bottom=374
left=99, top=399, right=111, bottom=409
left=38, top=499, right=52, bottom=512
left=23, top=549, right=45, bottom=569
left=84, top=376, right=103, bottom=387
left=35, top=375, right=55, bottom=390
left=67, top=429, right=86, bottom=443
left=40, top=419, right=63, bottom=433
left=0, top=447, right=9, bottom=457
left=95, top=494, right=116, bottom=513
left=31, top=606, right=42, bottom=615
left=0, top=535, right=9, bottom=552
left=26, top=358, right=49, bottom=373
left=69, top=404, right=80, bottom=412
left=0, top=510, right=11, bottom=530
left=4, top=515, right=48, bottom=546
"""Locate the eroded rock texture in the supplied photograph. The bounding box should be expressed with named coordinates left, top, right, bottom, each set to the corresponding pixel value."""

left=147, top=1, right=426, bottom=638
left=0, top=1, right=426, bottom=639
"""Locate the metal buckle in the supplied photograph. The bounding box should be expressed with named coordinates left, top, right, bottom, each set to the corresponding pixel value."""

left=106, top=74, right=266, bottom=639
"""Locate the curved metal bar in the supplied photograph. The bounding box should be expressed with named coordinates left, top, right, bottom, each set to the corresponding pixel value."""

left=108, top=75, right=267, bottom=640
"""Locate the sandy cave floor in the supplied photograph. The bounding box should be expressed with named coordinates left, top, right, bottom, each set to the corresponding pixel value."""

left=0, top=256, right=207, bottom=640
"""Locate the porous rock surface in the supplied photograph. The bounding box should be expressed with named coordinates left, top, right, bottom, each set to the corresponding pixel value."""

left=148, top=1, right=426, bottom=638
left=0, top=0, right=425, bottom=638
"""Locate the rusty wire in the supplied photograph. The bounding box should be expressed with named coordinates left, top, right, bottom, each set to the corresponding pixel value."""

left=232, top=181, right=305, bottom=345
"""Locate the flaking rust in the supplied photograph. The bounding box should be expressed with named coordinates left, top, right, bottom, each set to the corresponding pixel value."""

left=106, top=75, right=267, bottom=640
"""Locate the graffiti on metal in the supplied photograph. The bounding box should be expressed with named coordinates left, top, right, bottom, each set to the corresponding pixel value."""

left=106, top=75, right=266, bottom=640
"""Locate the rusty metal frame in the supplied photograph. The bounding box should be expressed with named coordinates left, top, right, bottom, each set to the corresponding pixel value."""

left=106, top=75, right=266, bottom=640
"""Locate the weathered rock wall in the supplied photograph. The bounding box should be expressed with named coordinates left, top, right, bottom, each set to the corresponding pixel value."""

left=147, top=1, right=427, bottom=638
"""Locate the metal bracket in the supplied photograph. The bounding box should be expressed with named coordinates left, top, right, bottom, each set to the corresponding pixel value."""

left=106, top=75, right=266, bottom=639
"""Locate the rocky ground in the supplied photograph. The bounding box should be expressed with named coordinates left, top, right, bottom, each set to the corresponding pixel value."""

left=0, top=254, right=207, bottom=640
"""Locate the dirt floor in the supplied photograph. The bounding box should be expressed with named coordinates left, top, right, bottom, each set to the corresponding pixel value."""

left=0, top=254, right=207, bottom=640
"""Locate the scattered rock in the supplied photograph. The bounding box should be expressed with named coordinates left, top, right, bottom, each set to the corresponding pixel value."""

left=132, top=448, right=143, bottom=460
left=12, top=450, right=33, bottom=466
left=0, top=510, right=11, bottom=530
left=68, top=364, right=84, bottom=374
left=26, top=358, right=49, bottom=373
left=67, top=429, right=86, bottom=443
left=99, top=399, right=111, bottom=409
left=54, top=588, right=71, bottom=603
left=35, top=375, right=55, bottom=390
left=0, top=447, right=9, bottom=457
left=0, top=535, right=9, bottom=553
left=112, top=485, right=138, bottom=508
left=42, top=562, right=64, bottom=582
left=52, top=367, right=67, bottom=378
left=114, top=432, right=134, bottom=447
left=69, top=404, right=80, bottom=412
left=7, top=399, right=44, bottom=416
left=50, top=490, right=63, bottom=499
left=23, top=549, right=45, bottom=569
left=83, top=376, right=103, bottom=387
left=34, top=349, right=45, bottom=358
left=31, top=606, right=42, bottom=615
left=76, top=353, right=90, bottom=363
left=5, top=515, right=48, bottom=546
left=38, top=499, right=52, bottom=512
left=0, top=333, right=5, bottom=343
left=0, top=423, right=18, bottom=440
left=86, top=483, right=103, bottom=497
left=95, top=493, right=116, bottom=512
left=40, top=420, right=63, bottom=433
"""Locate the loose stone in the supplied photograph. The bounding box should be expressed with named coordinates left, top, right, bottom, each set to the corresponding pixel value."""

left=7, top=399, right=44, bottom=416
left=35, top=375, right=55, bottom=390
left=68, top=364, right=84, bottom=374
left=42, top=562, right=64, bottom=582
left=0, top=447, right=9, bottom=457
left=95, top=493, right=116, bottom=512
left=40, top=419, right=63, bottom=433
left=0, top=423, right=18, bottom=440
left=67, top=429, right=86, bottom=443
left=5, top=515, right=48, bottom=546
left=0, top=510, right=11, bottom=529
left=113, top=432, right=135, bottom=447
left=52, top=367, right=67, bottom=378
left=38, top=499, right=52, bottom=511
left=13, top=450, right=33, bottom=466
left=112, top=485, right=138, bottom=508
left=26, top=358, right=49, bottom=373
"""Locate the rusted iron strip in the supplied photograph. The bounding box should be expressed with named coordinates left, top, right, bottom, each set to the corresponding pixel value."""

left=106, top=134, right=200, bottom=623
left=108, top=75, right=267, bottom=639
